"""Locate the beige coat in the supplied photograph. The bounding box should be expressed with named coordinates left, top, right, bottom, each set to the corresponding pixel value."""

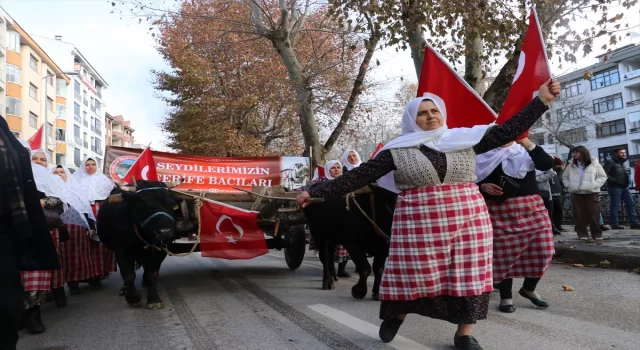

left=562, top=157, right=607, bottom=194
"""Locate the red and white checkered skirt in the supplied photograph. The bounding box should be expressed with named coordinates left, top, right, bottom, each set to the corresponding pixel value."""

left=21, top=270, right=52, bottom=292
left=49, top=228, right=66, bottom=289
left=92, top=202, right=118, bottom=275
left=334, top=245, right=350, bottom=263
left=379, top=183, right=494, bottom=301
left=61, top=224, right=101, bottom=282
left=486, top=195, right=555, bottom=282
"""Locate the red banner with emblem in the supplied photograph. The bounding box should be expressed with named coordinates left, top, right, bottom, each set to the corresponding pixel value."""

left=104, top=146, right=310, bottom=193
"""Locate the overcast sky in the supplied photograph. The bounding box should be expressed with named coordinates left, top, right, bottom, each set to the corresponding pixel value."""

left=1, top=0, right=638, bottom=152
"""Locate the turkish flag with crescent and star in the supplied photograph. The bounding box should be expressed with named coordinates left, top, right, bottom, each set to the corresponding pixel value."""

left=199, top=199, right=268, bottom=260
left=416, top=45, right=497, bottom=128
left=122, top=146, right=159, bottom=183
left=495, top=7, right=551, bottom=139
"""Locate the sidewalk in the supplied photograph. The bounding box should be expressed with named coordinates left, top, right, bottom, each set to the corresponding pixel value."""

left=553, top=226, right=640, bottom=269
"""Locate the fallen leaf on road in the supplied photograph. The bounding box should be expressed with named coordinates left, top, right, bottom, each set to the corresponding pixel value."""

left=598, top=260, right=612, bottom=268
left=569, top=246, right=577, bottom=249
left=571, top=264, right=584, bottom=267
left=586, top=264, right=598, bottom=267
left=562, top=285, right=575, bottom=291
left=563, top=266, right=571, bottom=269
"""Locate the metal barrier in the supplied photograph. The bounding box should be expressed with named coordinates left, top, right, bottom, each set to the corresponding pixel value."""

left=561, top=191, right=640, bottom=224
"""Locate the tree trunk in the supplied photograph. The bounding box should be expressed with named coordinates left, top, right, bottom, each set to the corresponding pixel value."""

left=272, top=33, right=322, bottom=166
left=406, top=24, right=427, bottom=80
left=464, top=36, right=484, bottom=94
left=323, top=31, right=381, bottom=159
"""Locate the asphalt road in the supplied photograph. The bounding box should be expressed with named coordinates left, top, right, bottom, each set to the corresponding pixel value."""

left=17, top=251, right=640, bottom=350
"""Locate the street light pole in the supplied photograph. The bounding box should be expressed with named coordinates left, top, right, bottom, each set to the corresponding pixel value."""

left=43, top=71, right=78, bottom=166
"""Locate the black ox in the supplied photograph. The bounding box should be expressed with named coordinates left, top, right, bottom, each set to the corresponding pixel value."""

left=304, top=185, right=397, bottom=300
left=97, top=179, right=188, bottom=310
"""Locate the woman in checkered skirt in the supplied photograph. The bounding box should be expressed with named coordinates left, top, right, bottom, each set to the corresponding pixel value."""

left=52, top=165, right=102, bottom=295
left=73, top=157, right=117, bottom=289
left=298, top=80, right=560, bottom=350
left=475, top=138, right=555, bottom=313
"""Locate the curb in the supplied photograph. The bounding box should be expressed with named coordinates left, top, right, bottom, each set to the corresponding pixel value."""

left=553, top=242, right=640, bottom=269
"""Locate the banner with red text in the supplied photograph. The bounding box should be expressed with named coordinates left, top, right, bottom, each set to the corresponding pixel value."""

left=104, top=146, right=311, bottom=193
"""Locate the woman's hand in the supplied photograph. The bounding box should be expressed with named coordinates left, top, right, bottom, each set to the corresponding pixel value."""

left=516, top=137, right=534, bottom=150
left=296, top=191, right=311, bottom=208
left=480, top=183, right=504, bottom=196
left=538, top=78, right=561, bottom=105
left=40, top=199, right=45, bottom=207
left=86, top=229, right=96, bottom=237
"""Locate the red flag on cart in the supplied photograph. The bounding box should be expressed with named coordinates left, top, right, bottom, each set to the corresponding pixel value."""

left=28, top=124, right=44, bottom=150
left=495, top=7, right=551, bottom=140
left=370, top=143, right=385, bottom=160
left=417, top=46, right=497, bottom=128
left=199, top=200, right=268, bottom=260
left=122, top=146, right=159, bottom=183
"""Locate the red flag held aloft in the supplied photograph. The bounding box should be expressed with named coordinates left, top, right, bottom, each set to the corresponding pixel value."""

left=417, top=46, right=497, bottom=129
left=122, top=146, right=159, bottom=183
left=370, top=143, right=385, bottom=160
left=199, top=200, right=268, bottom=260
left=27, top=124, right=44, bottom=150
left=495, top=7, right=551, bottom=140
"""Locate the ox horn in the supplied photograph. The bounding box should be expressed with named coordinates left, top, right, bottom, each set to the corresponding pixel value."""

left=165, top=178, right=185, bottom=189
left=117, top=180, right=137, bottom=192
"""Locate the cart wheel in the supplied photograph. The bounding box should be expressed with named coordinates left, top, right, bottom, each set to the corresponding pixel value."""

left=284, top=225, right=306, bottom=270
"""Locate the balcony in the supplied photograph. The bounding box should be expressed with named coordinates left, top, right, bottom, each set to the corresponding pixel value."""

left=623, top=69, right=640, bottom=81
left=627, top=99, right=640, bottom=107
left=112, top=131, right=123, bottom=140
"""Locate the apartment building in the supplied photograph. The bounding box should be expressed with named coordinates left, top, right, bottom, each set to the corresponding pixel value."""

left=105, top=112, right=135, bottom=148
left=529, top=43, right=640, bottom=186
left=34, top=35, right=109, bottom=170
left=0, top=9, right=72, bottom=166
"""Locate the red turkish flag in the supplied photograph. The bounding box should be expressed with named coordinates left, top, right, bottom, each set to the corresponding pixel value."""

left=122, top=146, right=158, bottom=183
left=317, top=166, right=325, bottom=178
left=417, top=45, right=497, bottom=128
left=496, top=7, right=551, bottom=139
left=370, top=143, right=385, bottom=160
left=28, top=124, right=44, bottom=150
left=199, top=200, right=268, bottom=260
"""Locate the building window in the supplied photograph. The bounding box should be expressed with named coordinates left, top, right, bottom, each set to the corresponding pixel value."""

left=593, top=93, right=623, bottom=114
left=29, top=112, right=38, bottom=128
left=74, top=125, right=80, bottom=138
left=590, top=68, right=620, bottom=90
left=74, top=102, right=81, bottom=122
left=556, top=106, right=587, bottom=121
left=530, top=133, right=545, bottom=145
left=74, top=148, right=81, bottom=167
left=596, top=118, right=626, bottom=138
left=6, top=97, right=21, bottom=116
left=29, top=84, right=38, bottom=100
left=83, top=111, right=88, bottom=127
left=561, top=80, right=584, bottom=98
left=46, top=70, right=54, bottom=86
left=56, top=104, right=66, bottom=119
left=6, top=65, right=21, bottom=84
left=7, top=31, right=20, bottom=52
left=46, top=98, right=54, bottom=112
left=96, top=84, right=102, bottom=99
left=74, top=80, right=81, bottom=100
left=56, top=79, right=67, bottom=96
left=56, top=128, right=66, bottom=141
left=95, top=137, right=102, bottom=151
left=55, top=153, right=65, bottom=166
left=559, top=127, right=587, bottom=144
left=30, top=55, right=38, bottom=71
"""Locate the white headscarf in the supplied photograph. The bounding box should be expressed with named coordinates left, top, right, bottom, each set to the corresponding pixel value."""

left=53, top=165, right=95, bottom=229
left=475, top=143, right=535, bottom=182
left=375, top=93, right=495, bottom=193
left=342, top=149, right=362, bottom=171
left=30, top=149, right=59, bottom=197
left=73, top=156, right=115, bottom=202
left=18, top=138, right=31, bottom=151
left=324, top=160, right=342, bottom=180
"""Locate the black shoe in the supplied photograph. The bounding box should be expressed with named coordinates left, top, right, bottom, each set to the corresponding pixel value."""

left=53, top=287, right=67, bottom=308
left=337, top=262, right=351, bottom=278
left=26, top=306, right=46, bottom=334
left=519, top=288, right=549, bottom=308
left=611, top=224, right=625, bottom=230
left=454, top=335, right=483, bottom=350
left=88, top=278, right=102, bottom=291
left=600, top=225, right=611, bottom=231
left=498, top=304, right=516, bottom=313
left=68, top=282, right=81, bottom=295
left=379, top=317, right=404, bottom=343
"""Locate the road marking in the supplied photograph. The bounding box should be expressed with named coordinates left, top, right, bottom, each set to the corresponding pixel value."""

left=308, top=304, right=433, bottom=350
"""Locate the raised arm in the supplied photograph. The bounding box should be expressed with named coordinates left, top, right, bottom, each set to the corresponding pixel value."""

left=528, top=145, right=554, bottom=171
left=473, top=97, right=549, bottom=154
left=306, top=150, right=396, bottom=199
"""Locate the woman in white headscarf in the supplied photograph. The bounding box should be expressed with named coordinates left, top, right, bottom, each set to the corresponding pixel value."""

left=73, top=156, right=116, bottom=288
left=298, top=80, right=560, bottom=349
left=52, top=165, right=101, bottom=295
left=342, top=149, right=362, bottom=172
left=475, top=139, right=555, bottom=314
